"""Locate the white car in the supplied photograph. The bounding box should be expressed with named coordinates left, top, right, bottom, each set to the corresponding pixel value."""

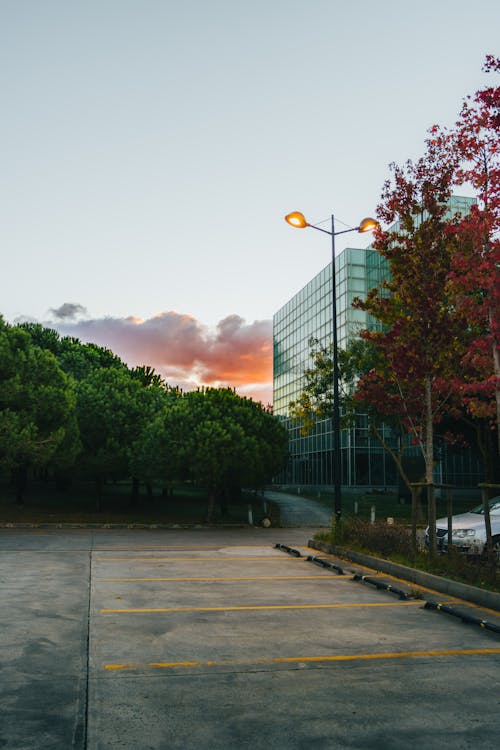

left=426, top=495, right=500, bottom=559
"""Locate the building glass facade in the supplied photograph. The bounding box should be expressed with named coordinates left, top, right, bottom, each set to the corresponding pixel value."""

left=273, top=197, right=483, bottom=490
left=273, top=244, right=398, bottom=488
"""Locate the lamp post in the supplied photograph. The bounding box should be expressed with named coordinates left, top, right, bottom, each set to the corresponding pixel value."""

left=284, top=211, right=378, bottom=525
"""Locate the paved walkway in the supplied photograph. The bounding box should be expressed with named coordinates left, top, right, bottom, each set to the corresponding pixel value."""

left=262, top=490, right=332, bottom=528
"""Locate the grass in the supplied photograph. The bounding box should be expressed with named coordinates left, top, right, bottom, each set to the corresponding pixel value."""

left=0, top=479, right=278, bottom=526
left=296, top=489, right=477, bottom=522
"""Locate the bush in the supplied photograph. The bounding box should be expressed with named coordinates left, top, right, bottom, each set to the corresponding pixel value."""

left=341, top=517, right=411, bottom=558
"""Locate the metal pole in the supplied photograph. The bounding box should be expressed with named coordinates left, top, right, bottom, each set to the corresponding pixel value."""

left=331, top=214, right=342, bottom=522
left=284, top=210, right=377, bottom=525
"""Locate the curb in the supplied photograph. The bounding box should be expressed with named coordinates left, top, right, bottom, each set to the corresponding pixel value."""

left=308, top=539, right=500, bottom=613
left=0, top=522, right=250, bottom=530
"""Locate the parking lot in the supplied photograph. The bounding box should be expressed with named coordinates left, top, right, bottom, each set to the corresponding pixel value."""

left=2, top=527, right=500, bottom=749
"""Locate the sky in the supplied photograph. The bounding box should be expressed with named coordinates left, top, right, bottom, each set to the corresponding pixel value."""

left=1, top=0, right=499, bottom=404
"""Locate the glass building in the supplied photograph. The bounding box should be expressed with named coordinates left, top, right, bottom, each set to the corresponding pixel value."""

left=273, top=197, right=482, bottom=490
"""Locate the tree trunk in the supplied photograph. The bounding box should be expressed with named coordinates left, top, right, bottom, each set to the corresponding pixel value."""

left=468, top=417, right=498, bottom=483
left=130, top=477, right=140, bottom=506
left=372, top=424, right=413, bottom=490
left=220, top=487, right=229, bottom=517
left=14, top=465, right=27, bottom=507
left=446, top=487, right=454, bottom=553
left=425, top=375, right=437, bottom=555
left=206, top=489, right=216, bottom=523
left=95, top=479, right=102, bottom=512
left=410, top=485, right=422, bottom=556
left=491, top=308, right=500, bottom=457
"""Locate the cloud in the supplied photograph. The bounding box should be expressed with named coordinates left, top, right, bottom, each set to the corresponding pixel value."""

left=49, top=302, right=88, bottom=320
left=50, top=309, right=273, bottom=404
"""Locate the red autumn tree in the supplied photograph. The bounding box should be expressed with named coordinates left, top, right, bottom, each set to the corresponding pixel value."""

left=354, top=56, right=500, bottom=549
left=440, top=55, right=500, bottom=461
left=353, top=143, right=471, bottom=551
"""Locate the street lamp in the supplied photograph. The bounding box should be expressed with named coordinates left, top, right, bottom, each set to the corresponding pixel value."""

left=285, top=210, right=379, bottom=524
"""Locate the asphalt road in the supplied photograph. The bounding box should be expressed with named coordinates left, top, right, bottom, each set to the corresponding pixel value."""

left=1, top=527, right=500, bottom=749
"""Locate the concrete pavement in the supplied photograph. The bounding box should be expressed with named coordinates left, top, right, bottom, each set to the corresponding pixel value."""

left=2, top=527, right=500, bottom=749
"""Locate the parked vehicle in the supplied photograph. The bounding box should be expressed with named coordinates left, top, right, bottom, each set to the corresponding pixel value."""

left=425, top=496, right=500, bottom=560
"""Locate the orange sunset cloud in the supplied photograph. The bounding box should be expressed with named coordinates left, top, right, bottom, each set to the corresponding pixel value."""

left=51, top=310, right=273, bottom=405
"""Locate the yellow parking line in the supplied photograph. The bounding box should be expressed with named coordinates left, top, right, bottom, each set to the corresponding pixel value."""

left=104, top=647, right=500, bottom=671
left=271, top=648, right=500, bottom=663
left=95, top=556, right=303, bottom=562
left=98, top=575, right=347, bottom=582
left=100, top=601, right=422, bottom=614
left=94, top=545, right=270, bottom=550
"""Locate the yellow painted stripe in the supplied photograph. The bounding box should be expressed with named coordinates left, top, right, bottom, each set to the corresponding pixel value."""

left=95, top=545, right=274, bottom=550
left=271, top=648, right=500, bottom=663
left=150, top=660, right=202, bottom=668
left=104, top=647, right=500, bottom=671
left=98, top=575, right=344, bottom=582
left=100, top=601, right=422, bottom=614
left=95, top=556, right=303, bottom=562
